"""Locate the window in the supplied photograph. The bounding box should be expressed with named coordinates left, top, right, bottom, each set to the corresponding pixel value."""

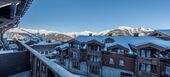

left=120, top=72, right=132, bottom=77
left=140, top=50, right=145, bottom=57
left=56, top=50, right=60, bottom=55
left=72, top=61, right=79, bottom=69
left=140, top=49, right=151, bottom=58
left=118, top=49, right=125, bottom=54
left=119, top=59, right=125, bottom=66
left=146, top=50, right=151, bottom=58
left=45, top=51, right=49, bottom=54
left=166, top=66, right=170, bottom=75
left=90, top=65, right=99, bottom=74
left=89, top=56, right=101, bottom=62
left=88, top=45, right=101, bottom=51
left=109, top=58, right=114, bottom=64
left=112, top=48, right=125, bottom=54
left=146, top=64, right=151, bottom=72
left=139, top=63, right=151, bottom=73
left=73, top=51, right=79, bottom=59
left=105, top=38, right=114, bottom=43
left=70, top=43, right=79, bottom=48
left=140, top=63, right=145, bottom=71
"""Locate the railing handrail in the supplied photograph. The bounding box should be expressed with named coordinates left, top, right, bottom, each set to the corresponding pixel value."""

left=19, top=41, right=85, bottom=77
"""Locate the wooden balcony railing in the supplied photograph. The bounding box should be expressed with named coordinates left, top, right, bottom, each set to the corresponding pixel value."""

left=87, top=50, right=102, bottom=56
left=18, top=41, right=84, bottom=77
left=137, top=57, right=159, bottom=65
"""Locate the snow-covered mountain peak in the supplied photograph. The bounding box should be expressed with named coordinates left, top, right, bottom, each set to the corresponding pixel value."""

left=5, top=26, right=154, bottom=41
left=117, top=26, right=153, bottom=31
left=117, top=26, right=134, bottom=30
left=64, top=31, right=97, bottom=37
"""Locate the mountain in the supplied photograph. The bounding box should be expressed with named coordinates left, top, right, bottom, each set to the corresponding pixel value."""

left=103, top=26, right=153, bottom=36
left=65, top=26, right=153, bottom=36
left=4, top=26, right=154, bottom=42
left=5, top=28, right=72, bottom=42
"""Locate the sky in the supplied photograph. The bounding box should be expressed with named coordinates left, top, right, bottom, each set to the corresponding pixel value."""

left=20, top=0, right=170, bottom=32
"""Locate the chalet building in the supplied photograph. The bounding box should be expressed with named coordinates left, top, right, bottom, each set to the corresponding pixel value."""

left=149, top=29, right=170, bottom=40
left=160, top=58, right=170, bottom=77
left=31, top=41, right=62, bottom=55
left=52, top=35, right=170, bottom=77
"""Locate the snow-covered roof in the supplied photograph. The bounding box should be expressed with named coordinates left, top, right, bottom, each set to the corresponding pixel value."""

left=157, top=29, right=170, bottom=36
left=105, top=42, right=130, bottom=49
left=74, top=36, right=108, bottom=43
left=56, top=43, right=69, bottom=49
left=0, top=50, right=19, bottom=54
left=72, top=35, right=170, bottom=50
left=33, top=41, right=62, bottom=46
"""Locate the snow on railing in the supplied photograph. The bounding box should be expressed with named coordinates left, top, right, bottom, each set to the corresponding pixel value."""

left=18, top=41, right=85, bottom=77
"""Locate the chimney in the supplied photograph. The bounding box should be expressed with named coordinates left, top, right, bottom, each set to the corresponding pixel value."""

left=108, top=33, right=112, bottom=36
left=73, top=34, right=77, bottom=38
left=133, top=33, right=139, bottom=37
left=89, top=33, right=93, bottom=36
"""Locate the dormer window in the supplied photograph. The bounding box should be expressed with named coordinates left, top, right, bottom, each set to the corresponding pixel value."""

left=72, top=51, right=79, bottom=59
left=140, top=49, right=151, bottom=58
left=111, top=48, right=125, bottom=54
left=70, top=43, right=79, bottom=48
left=56, top=50, right=61, bottom=55
left=105, top=38, right=114, bottom=43
left=88, top=45, right=101, bottom=51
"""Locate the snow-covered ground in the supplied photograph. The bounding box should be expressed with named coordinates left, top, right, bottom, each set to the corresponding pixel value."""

left=0, top=50, right=19, bottom=54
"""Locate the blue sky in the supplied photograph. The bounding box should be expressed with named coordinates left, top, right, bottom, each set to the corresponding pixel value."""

left=20, top=0, right=170, bottom=32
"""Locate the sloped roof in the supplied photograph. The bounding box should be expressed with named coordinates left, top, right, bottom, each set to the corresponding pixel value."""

left=0, top=1, right=11, bottom=8
left=157, top=29, right=170, bottom=36
left=56, top=43, right=69, bottom=49
left=33, top=41, right=62, bottom=46
left=74, top=36, right=108, bottom=43
left=72, top=35, right=170, bottom=49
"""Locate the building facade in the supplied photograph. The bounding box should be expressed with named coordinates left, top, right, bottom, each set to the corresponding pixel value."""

left=51, top=32, right=170, bottom=77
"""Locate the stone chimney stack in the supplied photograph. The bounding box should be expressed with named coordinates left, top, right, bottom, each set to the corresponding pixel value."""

left=89, top=33, right=93, bottom=36
left=108, top=33, right=112, bottom=36
left=134, top=33, right=139, bottom=37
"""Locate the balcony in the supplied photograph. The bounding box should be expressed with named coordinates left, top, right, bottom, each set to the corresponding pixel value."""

left=87, top=61, right=102, bottom=66
left=0, top=41, right=85, bottom=77
left=137, top=57, right=159, bottom=65
left=138, top=71, right=159, bottom=77
left=87, top=50, right=102, bottom=56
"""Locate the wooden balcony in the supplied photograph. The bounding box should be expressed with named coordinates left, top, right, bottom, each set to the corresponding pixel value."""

left=87, top=50, right=102, bottom=56
left=137, top=57, right=159, bottom=65
left=70, top=57, right=80, bottom=61
left=138, top=71, right=159, bottom=77
left=18, top=41, right=83, bottom=77
left=69, top=47, right=80, bottom=50
left=87, top=61, right=102, bottom=66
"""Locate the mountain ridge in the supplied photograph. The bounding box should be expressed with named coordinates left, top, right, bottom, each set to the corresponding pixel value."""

left=5, top=26, right=154, bottom=41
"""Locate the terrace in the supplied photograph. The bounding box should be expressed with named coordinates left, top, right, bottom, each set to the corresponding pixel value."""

left=0, top=41, right=85, bottom=77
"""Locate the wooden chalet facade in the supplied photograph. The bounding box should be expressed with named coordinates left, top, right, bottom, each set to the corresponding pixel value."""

left=39, top=30, right=170, bottom=77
